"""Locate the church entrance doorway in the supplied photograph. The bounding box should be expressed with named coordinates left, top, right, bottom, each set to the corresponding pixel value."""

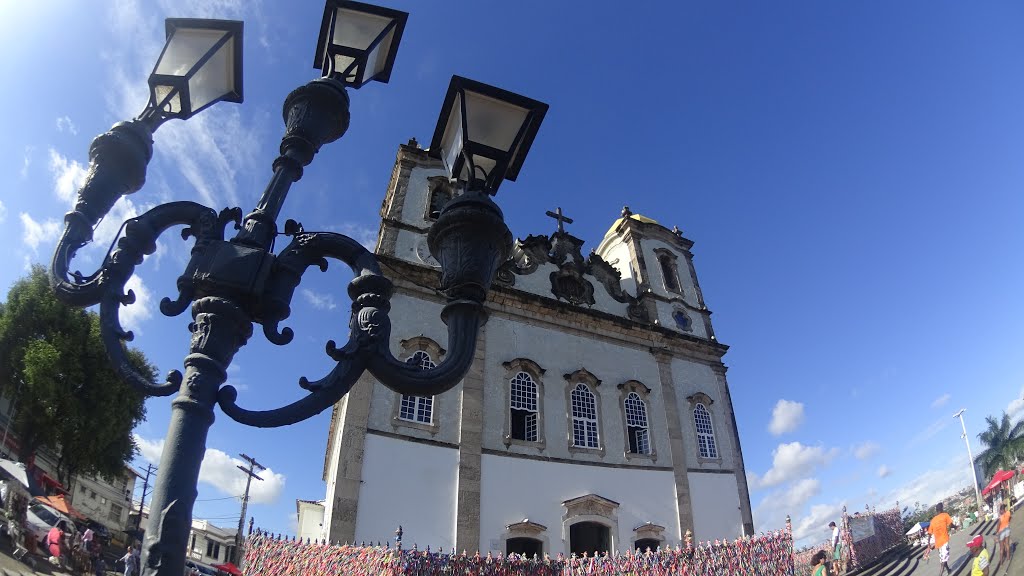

left=569, top=522, right=610, bottom=556
left=506, top=537, right=542, bottom=557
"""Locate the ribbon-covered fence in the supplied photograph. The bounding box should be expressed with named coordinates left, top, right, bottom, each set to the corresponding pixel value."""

left=791, top=505, right=904, bottom=576
left=242, top=529, right=795, bottom=576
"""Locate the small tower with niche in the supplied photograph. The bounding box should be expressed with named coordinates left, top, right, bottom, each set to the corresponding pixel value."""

left=374, top=139, right=453, bottom=268
left=594, top=207, right=716, bottom=340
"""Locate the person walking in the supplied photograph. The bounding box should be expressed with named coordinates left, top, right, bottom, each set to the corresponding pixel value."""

left=928, top=502, right=954, bottom=576
left=997, top=503, right=1012, bottom=563
left=829, top=520, right=842, bottom=574
left=967, top=535, right=990, bottom=576
left=119, top=544, right=140, bottom=576
left=45, top=520, right=68, bottom=567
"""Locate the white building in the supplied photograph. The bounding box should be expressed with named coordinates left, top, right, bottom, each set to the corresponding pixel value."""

left=0, top=394, right=138, bottom=533
left=296, top=499, right=325, bottom=542
left=68, top=469, right=137, bottom=532
left=187, top=519, right=237, bottom=568
left=313, top=143, right=754, bottom=556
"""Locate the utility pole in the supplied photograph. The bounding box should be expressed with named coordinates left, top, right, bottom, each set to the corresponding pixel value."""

left=953, top=409, right=984, bottom=512
left=235, top=454, right=265, bottom=564
left=135, top=464, right=156, bottom=534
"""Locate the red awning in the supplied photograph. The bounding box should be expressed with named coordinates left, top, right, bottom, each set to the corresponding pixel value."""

left=212, top=562, right=242, bottom=576
left=35, top=495, right=87, bottom=521
left=982, top=469, right=1016, bottom=496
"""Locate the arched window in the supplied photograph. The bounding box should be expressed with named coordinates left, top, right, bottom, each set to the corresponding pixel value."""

left=571, top=383, right=600, bottom=449
left=427, top=180, right=452, bottom=220
left=624, top=392, right=650, bottom=455
left=510, top=371, right=538, bottom=442
left=399, top=351, right=435, bottom=424
left=693, top=403, right=718, bottom=458
left=655, top=253, right=679, bottom=291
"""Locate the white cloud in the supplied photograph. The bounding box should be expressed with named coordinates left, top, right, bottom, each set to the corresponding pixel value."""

left=769, top=399, right=805, bottom=436
left=135, top=434, right=286, bottom=505
left=20, top=213, right=61, bottom=252
left=931, top=393, right=951, bottom=409
left=753, top=478, right=822, bottom=539
left=20, top=146, right=33, bottom=179
left=56, top=115, right=78, bottom=135
left=48, top=148, right=88, bottom=205
left=876, top=456, right=972, bottom=511
left=877, top=465, right=892, bottom=478
left=791, top=502, right=846, bottom=545
left=853, top=441, right=880, bottom=460
left=1007, top=390, right=1024, bottom=422
left=119, top=275, right=153, bottom=335
left=750, top=442, right=839, bottom=489
left=301, top=288, right=337, bottom=311
left=0, top=200, right=6, bottom=223
left=907, top=415, right=953, bottom=448
left=321, top=222, right=379, bottom=251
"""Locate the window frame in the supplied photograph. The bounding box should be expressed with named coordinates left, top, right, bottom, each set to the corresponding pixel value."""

left=391, top=337, right=447, bottom=435
left=424, top=176, right=454, bottom=221
left=653, top=248, right=683, bottom=295
left=618, top=380, right=656, bottom=461
left=502, top=358, right=546, bottom=449
left=692, top=401, right=719, bottom=460
left=564, top=368, right=604, bottom=456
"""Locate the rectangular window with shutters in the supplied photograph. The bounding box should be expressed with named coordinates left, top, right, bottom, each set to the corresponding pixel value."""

left=108, top=503, right=123, bottom=523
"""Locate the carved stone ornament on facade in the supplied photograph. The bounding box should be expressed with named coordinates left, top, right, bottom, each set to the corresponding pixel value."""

left=494, top=230, right=648, bottom=321
left=685, top=392, right=714, bottom=407
left=632, top=522, right=666, bottom=543
left=561, top=494, right=620, bottom=520
left=505, top=519, right=548, bottom=537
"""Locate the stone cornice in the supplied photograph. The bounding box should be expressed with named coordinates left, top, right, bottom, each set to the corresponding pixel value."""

left=377, top=255, right=730, bottom=365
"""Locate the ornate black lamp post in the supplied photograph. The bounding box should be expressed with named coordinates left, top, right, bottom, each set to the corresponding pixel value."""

left=47, top=2, right=547, bottom=575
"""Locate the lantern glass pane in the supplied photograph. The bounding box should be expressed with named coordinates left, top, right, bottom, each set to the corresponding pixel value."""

left=467, top=155, right=497, bottom=182
left=464, top=91, right=530, bottom=153
left=188, top=38, right=235, bottom=111
left=332, top=7, right=392, bottom=51
left=154, top=85, right=182, bottom=114
left=439, top=93, right=464, bottom=177
left=333, top=53, right=358, bottom=82
left=156, top=28, right=226, bottom=77
left=361, top=25, right=395, bottom=84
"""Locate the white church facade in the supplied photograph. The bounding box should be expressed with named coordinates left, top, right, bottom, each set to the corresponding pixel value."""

left=305, top=142, right=754, bottom=556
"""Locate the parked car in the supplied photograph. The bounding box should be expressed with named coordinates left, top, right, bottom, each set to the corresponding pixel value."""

left=26, top=501, right=75, bottom=548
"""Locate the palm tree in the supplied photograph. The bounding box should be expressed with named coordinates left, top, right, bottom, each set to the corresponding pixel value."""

left=974, top=412, right=1024, bottom=478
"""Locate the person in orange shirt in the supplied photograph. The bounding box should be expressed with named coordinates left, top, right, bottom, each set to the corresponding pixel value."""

left=928, top=502, right=954, bottom=576
left=997, top=504, right=1012, bottom=562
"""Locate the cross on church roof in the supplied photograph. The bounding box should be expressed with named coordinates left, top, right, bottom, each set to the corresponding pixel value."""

left=545, top=207, right=574, bottom=234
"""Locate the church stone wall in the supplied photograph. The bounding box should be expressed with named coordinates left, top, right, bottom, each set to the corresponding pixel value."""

left=670, top=358, right=737, bottom=471
left=480, top=314, right=669, bottom=465
left=686, top=472, right=744, bottom=541
left=354, top=433, right=459, bottom=549
left=478, top=453, right=678, bottom=555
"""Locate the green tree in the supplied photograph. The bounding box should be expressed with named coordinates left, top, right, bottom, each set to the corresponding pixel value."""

left=974, top=411, right=1024, bottom=479
left=0, top=265, right=152, bottom=486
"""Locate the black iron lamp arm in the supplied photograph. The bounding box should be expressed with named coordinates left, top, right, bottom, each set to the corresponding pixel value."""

left=215, top=230, right=386, bottom=428
left=50, top=120, right=155, bottom=307
left=96, top=201, right=241, bottom=397
left=363, top=299, right=483, bottom=397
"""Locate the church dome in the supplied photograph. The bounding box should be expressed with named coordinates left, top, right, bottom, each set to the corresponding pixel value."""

left=604, top=212, right=659, bottom=238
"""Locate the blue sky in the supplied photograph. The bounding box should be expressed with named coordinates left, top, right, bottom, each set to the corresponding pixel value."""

left=2, top=0, right=1023, bottom=547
